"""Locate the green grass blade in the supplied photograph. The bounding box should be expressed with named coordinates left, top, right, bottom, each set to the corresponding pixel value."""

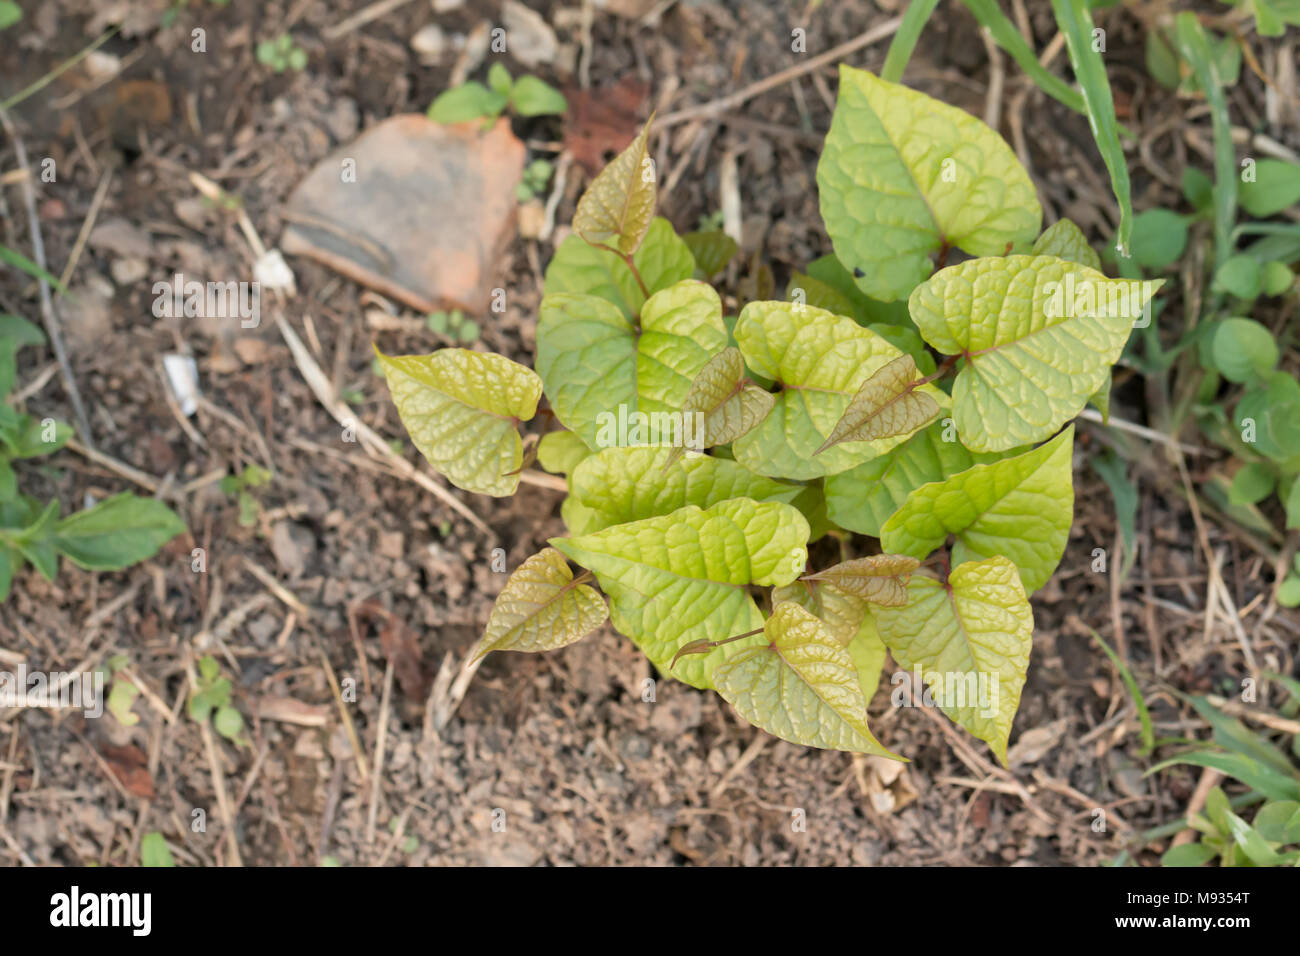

left=1089, top=627, right=1154, bottom=754
left=1050, top=0, right=1134, bottom=257
left=1174, top=13, right=1237, bottom=270
left=0, top=244, right=68, bottom=295
left=882, top=0, right=944, bottom=83
left=961, top=0, right=1085, bottom=114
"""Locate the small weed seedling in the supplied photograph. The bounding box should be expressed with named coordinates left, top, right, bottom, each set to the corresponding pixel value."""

left=517, top=158, right=555, bottom=203
left=427, top=63, right=566, bottom=126
left=377, top=68, right=1164, bottom=765
left=0, top=315, right=185, bottom=601
left=188, top=655, right=245, bottom=744
left=256, top=34, right=307, bottom=74
left=426, top=308, right=479, bottom=344
left=220, top=463, right=272, bottom=528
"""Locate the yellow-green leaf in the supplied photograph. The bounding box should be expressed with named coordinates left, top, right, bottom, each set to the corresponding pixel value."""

left=377, top=348, right=541, bottom=496
left=572, top=118, right=655, bottom=255
left=732, top=301, right=944, bottom=479
left=805, top=554, right=920, bottom=606
left=772, top=578, right=871, bottom=646
left=815, top=354, right=940, bottom=455
left=824, top=417, right=1014, bottom=538
left=568, top=445, right=801, bottom=534
left=873, top=556, right=1033, bottom=765
left=536, top=279, right=728, bottom=450
left=543, top=217, right=694, bottom=319
left=1032, top=218, right=1100, bottom=270
left=536, top=429, right=591, bottom=476
left=817, top=66, right=1041, bottom=302
left=472, top=548, right=608, bottom=661
left=881, top=426, right=1074, bottom=593
left=909, top=255, right=1160, bottom=451
left=551, top=498, right=809, bottom=689
left=712, top=601, right=900, bottom=756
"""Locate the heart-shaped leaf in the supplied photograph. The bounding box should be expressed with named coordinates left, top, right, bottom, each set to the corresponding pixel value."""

left=552, top=498, right=809, bottom=689
left=873, top=555, right=1034, bottom=766
left=537, top=279, right=728, bottom=450
left=732, top=301, right=944, bottom=479
left=773, top=579, right=871, bottom=646
left=472, top=548, right=608, bottom=660
left=573, top=118, right=655, bottom=255
left=567, top=445, right=801, bottom=534
left=881, top=426, right=1074, bottom=593
left=817, top=66, right=1041, bottom=302
left=804, top=554, right=920, bottom=606
left=910, top=255, right=1160, bottom=451
left=377, top=347, right=543, bottom=496
left=666, top=347, right=773, bottom=467
left=1032, top=218, right=1100, bottom=269
left=824, top=417, right=1012, bottom=537
left=814, top=354, right=940, bottom=454
left=711, top=601, right=900, bottom=756
left=543, top=217, right=694, bottom=319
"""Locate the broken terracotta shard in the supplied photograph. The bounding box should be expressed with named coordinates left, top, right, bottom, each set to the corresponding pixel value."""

left=280, top=114, right=525, bottom=315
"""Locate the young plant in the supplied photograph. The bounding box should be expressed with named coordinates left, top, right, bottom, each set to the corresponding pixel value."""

left=0, top=315, right=186, bottom=600
left=428, top=63, right=566, bottom=126
left=220, top=463, right=272, bottom=528
left=188, top=655, right=245, bottom=744
left=376, top=68, right=1161, bottom=765
left=256, top=34, right=307, bottom=74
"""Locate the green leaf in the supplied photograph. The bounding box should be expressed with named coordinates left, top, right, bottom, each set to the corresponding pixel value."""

left=510, top=75, right=567, bottom=116
left=0, top=414, right=72, bottom=459
left=1286, top=478, right=1300, bottom=530
left=1050, top=0, right=1134, bottom=256
left=671, top=347, right=773, bottom=459
left=963, top=0, right=1088, bottom=116
left=824, top=417, right=1010, bottom=538
left=566, top=445, right=801, bottom=534
left=1128, top=209, right=1189, bottom=270
left=1213, top=255, right=1263, bottom=299
left=1239, top=159, right=1300, bottom=218
left=0, top=545, right=16, bottom=601
left=1278, top=576, right=1300, bottom=608
left=0, top=314, right=46, bottom=348
left=910, top=255, right=1160, bottom=451
left=711, top=601, right=899, bottom=756
left=873, top=555, right=1034, bottom=766
left=536, top=430, right=590, bottom=476
left=1032, top=218, right=1101, bottom=270
left=108, top=680, right=141, bottom=726
left=1224, top=810, right=1287, bottom=866
left=214, top=705, right=244, bottom=741
left=814, top=354, right=939, bottom=455
left=1237, top=372, right=1300, bottom=466
left=1228, top=463, right=1276, bottom=508
left=140, top=832, right=175, bottom=868
left=818, top=67, right=1040, bottom=302
left=377, top=348, right=542, bottom=496
left=0, top=459, right=14, bottom=503
left=1262, top=261, right=1294, bottom=297
left=1253, top=801, right=1300, bottom=845
left=572, top=118, right=655, bottom=255
left=487, top=63, right=513, bottom=97
left=1160, top=842, right=1217, bottom=867
left=731, top=302, right=944, bottom=478
left=1182, top=167, right=1213, bottom=210
left=427, top=82, right=508, bottom=124
left=543, top=217, right=694, bottom=319
left=1212, top=318, right=1278, bottom=384
left=472, top=547, right=607, bottom=660
left=551, top=498, right=809, bottom=689
left=848, top=614, right=889, bottom=702
left=52, top=493, right=186, bottom=571
left=1091, top=450, right=1138, bottom=578
left=802, top=253, right=911, bottom=327
left=881, top=426, right=1074, bottom=593
left=682, top=230, right=737, bottom=278
left=536, top=280, right=727, bottom=451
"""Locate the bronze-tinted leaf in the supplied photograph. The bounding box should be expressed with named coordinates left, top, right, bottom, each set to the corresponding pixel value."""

left=572, top=117, right=655, bottom=255
left=472, top=548, right=607, bottom=660
left=815, top=354, right=939, bottom=455
left=804, top=554, right=921, bottom=606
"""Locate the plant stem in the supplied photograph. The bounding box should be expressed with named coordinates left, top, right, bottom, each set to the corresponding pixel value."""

left=914, top=353, right=960, bottom=389
left=621, top=251, right=651, bottom=301
left=880, top=0, right=942, bottom=83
